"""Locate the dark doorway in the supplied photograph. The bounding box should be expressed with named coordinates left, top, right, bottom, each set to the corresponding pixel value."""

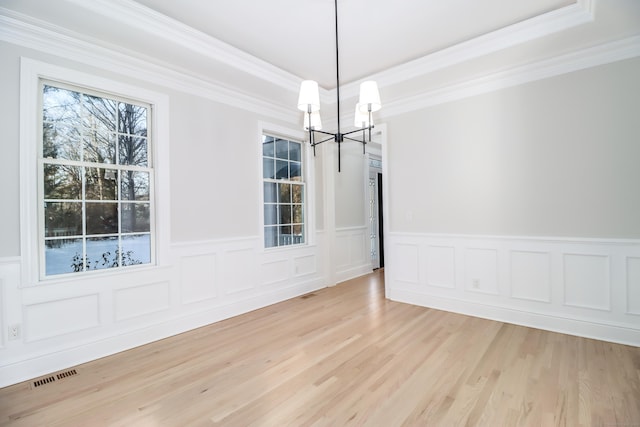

left=377, top=173, right=384, bottom=268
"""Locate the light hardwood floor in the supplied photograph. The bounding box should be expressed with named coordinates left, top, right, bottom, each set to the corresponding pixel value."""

left=1, top=269, right=639, bottom=426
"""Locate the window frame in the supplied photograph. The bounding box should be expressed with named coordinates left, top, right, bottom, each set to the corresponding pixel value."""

left=259, top=122, right=314, bottom=251
left=39, top=80, right=156, bottom=278
left=20, top=58, right=171, bottom=286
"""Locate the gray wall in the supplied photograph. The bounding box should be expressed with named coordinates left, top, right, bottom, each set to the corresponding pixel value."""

left=385, top=57, right=640, bottom=238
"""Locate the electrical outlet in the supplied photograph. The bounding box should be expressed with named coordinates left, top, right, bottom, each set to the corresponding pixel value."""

left=472, top=279, right=480, bottom=289
left=8, top=324, right=21, bottom=340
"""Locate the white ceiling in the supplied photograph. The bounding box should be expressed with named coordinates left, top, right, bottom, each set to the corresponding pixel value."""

left=130, top=0, right=575, bottom=88
left=1, top=0, right=639, bottom=119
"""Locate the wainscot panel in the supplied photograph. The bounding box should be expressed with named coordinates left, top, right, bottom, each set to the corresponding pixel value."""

left=0, top=236, right=326, bottom=387
left=386, top=233, right=640, bottom=346
left=115, top=282, right=171, bottom=321
left=335, top=227, right=373, bottom=283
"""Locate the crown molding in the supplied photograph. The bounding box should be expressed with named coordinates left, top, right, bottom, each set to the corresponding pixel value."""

left=62, top=0, right=302, bottom=95
left=1, top=0, right=632, bottom=125
left=0, top=10, right=296, bottom=124
left=335, top=0, right=595, bottom=100
left=381, top=35, right=640, bottom=118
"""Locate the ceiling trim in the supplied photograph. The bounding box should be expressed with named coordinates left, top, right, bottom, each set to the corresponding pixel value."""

left=63, top=0, right=302, bottom=94
left=53, top=0, right=594, bottom=104
left=2, top=1, right=634, bottom=129
left=0, top=10, right=296, bottom=124
left=334, top=0, right=595, bottom=100
left=381, top=34, right=640, bottom=118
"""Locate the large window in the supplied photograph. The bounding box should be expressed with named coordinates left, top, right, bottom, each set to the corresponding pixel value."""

left=40, top=82, right=154, bottom=277
left=262, top=135, right=305, bottom=248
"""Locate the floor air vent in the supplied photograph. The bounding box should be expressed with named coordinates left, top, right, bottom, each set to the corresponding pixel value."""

left=31, top=369, right=78, bottom=389
left=56, top=369, right=77, bottom=380
left=32, top=376, right=56, bottom=388
left=300, top=293, right=317, bottom=299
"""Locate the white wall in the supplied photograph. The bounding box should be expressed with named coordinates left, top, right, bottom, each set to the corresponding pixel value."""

left=386, top=58, right=640, bottom=238
left=384, top=58, right=640, bottom=345
left=0, top=40, right=332, bottom=387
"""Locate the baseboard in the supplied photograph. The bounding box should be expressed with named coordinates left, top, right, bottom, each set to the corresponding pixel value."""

left=388, top=288, right=640, bottom=347
left=0, top=278, right=324, bottom=388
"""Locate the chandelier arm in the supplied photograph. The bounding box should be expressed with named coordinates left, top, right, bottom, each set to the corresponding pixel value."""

left=311, top=135, right=336, bottom=146
left=342, top=135, right=367, bottom=143
left=312, top=129, right=339, bottom=137
left=342, top=126, right=374, bottom=137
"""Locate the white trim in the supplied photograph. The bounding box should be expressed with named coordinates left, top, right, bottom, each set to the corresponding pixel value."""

left=0, top=12, right=295, bottom=124
left=334, top=0, right=594, bottom=100
left=62, top=0, right=301, bottom=93
left=382, top=35, right=640, bottom=118
left=0, top=275, right=325, bottom=387
left=385, top=232, right=640, bottom=346
left=19, top=58, right=171, bottom=286
left=389, top=288, right=640, bottom=347
left=2, top=3, right=637, bottom=122
left=388, top=231, right=640, bottom=246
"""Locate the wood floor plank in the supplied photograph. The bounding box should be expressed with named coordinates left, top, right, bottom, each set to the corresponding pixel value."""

left=1, top=269, right=639, bottom=426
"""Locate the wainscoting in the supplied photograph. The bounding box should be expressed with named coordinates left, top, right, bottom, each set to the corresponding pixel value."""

left=0, top=236, right=329, bottom=387
left=334, top=226, right=372, bottom=283
left=386, top=232, right=640, bottom=346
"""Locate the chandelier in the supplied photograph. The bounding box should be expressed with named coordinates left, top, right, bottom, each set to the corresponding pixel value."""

left=296, top=0, right=382, bottom=172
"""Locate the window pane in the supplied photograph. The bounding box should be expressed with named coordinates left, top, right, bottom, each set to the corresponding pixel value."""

left=278, top=183, right=291, bottom=203
left=85, top=167, right=118, bottom=200
left=86, top=202, right=118, bottom=235
left=264, top=182, right=277, bottom=203
left=290, top=161, right=301, bottom=180
left=121, top=170, right=150, bottom=201
left=279, top=226, right=292, bottom=245
left=43, top=86, right=82, bottom=161
left=45, top=238, right=83, bottom=276
left=121, top=203, right=150, bottom=233
left=290, top=142, right=301, bottom=162
left=263, top=157, right=275, bottom=179
left=83, top=132, right=116, bottom=164
left=264, top=204, right=277, bottom=225
left=119, top=136, right=148, bottom=166
left=275, top=160, right=289, bottom=179
left=275, top=138, right=288, bottom=159
left=43, top=86, right=81, bottom=125
left=292, top=184, right=303, bottom=204
left=86, top=236, right=119, bottom=270
left=119, top=103, right=147, bottom=136
left=279, top=205, right=291, bottom=225
left=45, top=202, right=82, bottom=237
left=85, top=94, right=116, bottom=132
left=293, top=224, right=304, bottom=238
left=43, top=123, right=81, bottom=161
left=293, top=205, right=304, bottom=224
left=262, top=136, right=274, bottom=157
left=264, top=226, right=277, bottom=248
left=122, top=234, right=150, bottom=265
left=44, top=164, right=82, bottom=200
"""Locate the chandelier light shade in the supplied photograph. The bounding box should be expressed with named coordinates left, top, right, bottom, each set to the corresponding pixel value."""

left=297, top=0, right=382, bottom=172
left=358, top=81, right=382, bottom=112
left=297, top=80, right=321, bottom=112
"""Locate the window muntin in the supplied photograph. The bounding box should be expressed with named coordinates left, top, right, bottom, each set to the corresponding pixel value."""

left=262, top=135, right=305, bottom=248
left=41, top=83, right=154, bottom=277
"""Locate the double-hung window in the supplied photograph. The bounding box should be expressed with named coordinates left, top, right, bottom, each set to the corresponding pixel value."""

left=40, top=82, right=154, bottom=277
left=262, top=135, right=305, bottom=248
